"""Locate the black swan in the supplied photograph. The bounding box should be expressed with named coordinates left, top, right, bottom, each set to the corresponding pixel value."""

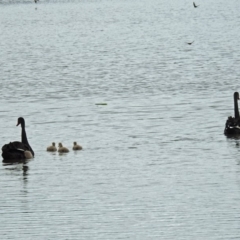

left=224, top=92, right=240, bottom=136
left=2, top=117, right=34, bottom=162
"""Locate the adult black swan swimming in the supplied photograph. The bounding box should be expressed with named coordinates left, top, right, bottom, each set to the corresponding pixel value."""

left=2, top=117, right=34, bottom=162
left=224, top=92, right=240, bottom=136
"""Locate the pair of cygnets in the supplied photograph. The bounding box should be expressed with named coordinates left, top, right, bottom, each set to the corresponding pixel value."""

left=47, top=142, right=82, bottom=153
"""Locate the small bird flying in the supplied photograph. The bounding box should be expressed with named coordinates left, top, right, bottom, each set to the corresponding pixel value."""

left=193, top=2, right=199, bottom=8
left=187, top=41, right=194, bottom=45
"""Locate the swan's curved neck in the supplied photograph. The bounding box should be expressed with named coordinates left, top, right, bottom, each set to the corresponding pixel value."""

left=21, top=123, right=34, bottom=156
left=234, top=96, right=239, bottom=119
left=21, top=125, right=28, bottom=145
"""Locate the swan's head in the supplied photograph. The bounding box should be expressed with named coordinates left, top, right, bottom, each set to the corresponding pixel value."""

left=16, top=117, right=25, bottom=127
left=234, top=92, right=239, bottom=100
left=58, top=143, right=63, bottom=147
left=52, top=142, right=56, bottom=146
left=73, top=142, right=77, bottom=145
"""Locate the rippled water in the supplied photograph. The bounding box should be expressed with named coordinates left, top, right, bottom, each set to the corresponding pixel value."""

left=1, top=0, right=240, bottom=239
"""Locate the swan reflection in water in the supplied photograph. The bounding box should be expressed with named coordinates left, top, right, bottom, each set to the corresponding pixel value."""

left=22, top=165, right=29, bottom=181
left=2, top=163, right=29, bottom=182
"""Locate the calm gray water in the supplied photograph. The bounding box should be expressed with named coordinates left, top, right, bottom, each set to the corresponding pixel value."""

left=1, top=0, right=240, bottom=239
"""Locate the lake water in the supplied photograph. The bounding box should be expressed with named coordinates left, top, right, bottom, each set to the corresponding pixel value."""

left=1, top=0, right=240, bottom=239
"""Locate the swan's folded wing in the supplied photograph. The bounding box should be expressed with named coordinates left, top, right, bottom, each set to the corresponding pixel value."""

left=1, top=141, right=32, bottom=161
left=2, top=142, right=30, bottom=152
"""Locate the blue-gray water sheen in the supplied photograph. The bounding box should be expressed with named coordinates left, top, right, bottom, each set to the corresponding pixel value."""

left=1, top=0, right=240, bottom=239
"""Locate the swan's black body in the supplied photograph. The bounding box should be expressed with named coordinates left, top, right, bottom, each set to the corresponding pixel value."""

left=2, top=117, right=34, bottom=163
left=224, top=92, right=240, bottom=136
